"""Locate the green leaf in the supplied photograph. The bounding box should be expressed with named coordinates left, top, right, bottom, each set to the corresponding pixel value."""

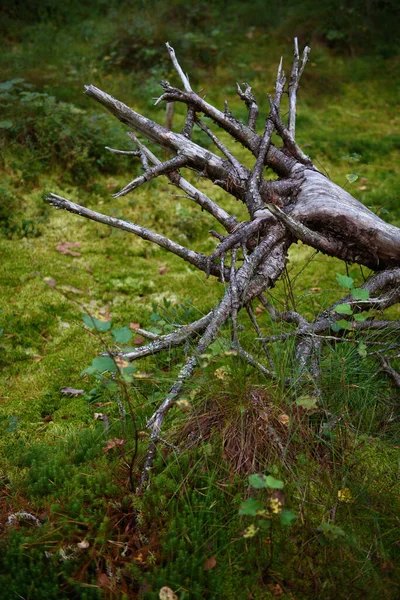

left=82, top=314, right=111, bottom=332
left=81, top=365, right=96, bottom=375
left=280, top=510, right=297, bottom=526
left=351, top=287, right=369, bottom=301
left=81, top=356, right=117, bottom=376
left=92, top=356, right=117, bottom=373
left=353, top=313, right=367, bottom=322
left=345, top=173, right=358, bottom=183
left=111, top=326, right=132, bottom=344
left=358, top=342, right=367, bottom=358
left=239, top=498, right=265, bottom=516
left=336, top=274, right=354, bottom=289
left=248, top=473, right=283, bottom=490
left=264, top=475, right=284, bottom=489
left=296, top=395, right=318, bottom=410
left=203, top=442, right=213, bottom=456
left=149, top=327, right=163, bottom=335
left=249, top=473, right=268, bottom=489
left=333, top=303, right=353, bottom=315
left=0, top=120, right=13, bottom=129
left=336, top=319, right=352, bottom=330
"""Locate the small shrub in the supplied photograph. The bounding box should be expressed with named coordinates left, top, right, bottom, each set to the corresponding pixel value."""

left=0, top=78, right=136, bottom=187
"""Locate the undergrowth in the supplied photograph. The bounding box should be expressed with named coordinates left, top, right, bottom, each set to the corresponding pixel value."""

left=0, top=4, right=400, bottom=599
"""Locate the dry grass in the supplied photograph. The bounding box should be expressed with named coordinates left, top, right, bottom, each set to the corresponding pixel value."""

left=176, top=385, right=328, bottom=474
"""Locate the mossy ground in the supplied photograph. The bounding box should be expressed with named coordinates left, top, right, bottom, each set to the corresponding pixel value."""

left=0, top=11, right=400, bottom=600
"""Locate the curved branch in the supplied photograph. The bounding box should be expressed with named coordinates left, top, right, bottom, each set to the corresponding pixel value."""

left=45, top=194, right=223, bottom=278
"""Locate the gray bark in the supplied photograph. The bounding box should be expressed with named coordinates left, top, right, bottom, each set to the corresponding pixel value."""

left=45, top=41, right=400, bottom=487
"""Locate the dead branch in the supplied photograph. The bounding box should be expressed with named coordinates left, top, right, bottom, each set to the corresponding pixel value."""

left=46, top=39, right=400, bottom=487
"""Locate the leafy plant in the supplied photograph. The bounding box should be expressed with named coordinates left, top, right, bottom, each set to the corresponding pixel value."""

left=332, top=274, right=370, bottom=358
left=239, top=472, right=297, bottom=538
left=0, top=79, right=134, bottom=187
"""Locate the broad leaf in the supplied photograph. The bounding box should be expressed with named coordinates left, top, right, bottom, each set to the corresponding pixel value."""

left=0, top=120, right=13, bottom=129
left=82, top=314, right=111, bottom=332
left=336, top=319, right=352, bottom=330
left=351, top=287, right=369, bottom=301
left=296, top=395, right=318, bottom=410
left=336, top=274, right=354, bottom=289
left=318, top=522, right=346, bottom=540
left=248, top=473, right=284, bottom=490
left=104, top=438, right=126, bottom=452
left=333, top=303, right=352, bottom=315
left=280, top=510, right=297, bottom=526
left=345, top=173, right=359, bottom=183
left=56, top=241, right=81, bottom=256
left=82, top=356, right=117, bottom=375
left=203, top=555, right=217, bottom=571
left=353, top=313, right=367, bottom=322
left=112, top=326, right=132, bottom=344
left=239, top=498, right=265, bottom=516
left=358, top=342, right=367, bottom=357
left=249, top=473, right=268, bottom=489
left=265, top=475, right=284, bottom=489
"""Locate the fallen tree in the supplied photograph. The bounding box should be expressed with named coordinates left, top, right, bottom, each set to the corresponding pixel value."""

left=46, top=40, right=400, bottom=487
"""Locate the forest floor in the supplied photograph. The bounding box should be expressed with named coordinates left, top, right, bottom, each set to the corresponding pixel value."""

left=0, top=9, right=400, bottom=599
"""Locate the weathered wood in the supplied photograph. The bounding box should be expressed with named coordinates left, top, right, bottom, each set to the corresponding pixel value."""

left=46, top=41, right=400, bottom=487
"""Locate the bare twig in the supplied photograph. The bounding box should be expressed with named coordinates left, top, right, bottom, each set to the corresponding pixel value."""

left=236, top=82, right=259, bottom=131
left=181, top=105, right=195, bottom=139
left=246, top=302, right=275, bottom=370
left=140, top=287, right=235, bottom=489
left=113, top=154, right=188, bottom=198
left=268, top=97, right=313, bottom=166
left=246, top=57, right=287, bottom=216
left=288, top=38, right=311, bottom=138
left=165, top=101, right=175, bottom=130
left=166, top=41, right=192, bottom=92
left=195, top=117, right=246, bottom=177
left=235, top=343, right=275, bottom=378
left=105, top=146, right=140, bottom=156
left=230, top=248, right=240, bottom=344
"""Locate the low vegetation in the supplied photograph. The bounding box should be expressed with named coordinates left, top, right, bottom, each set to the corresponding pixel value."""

left=0, top=2, right=399, bottom=598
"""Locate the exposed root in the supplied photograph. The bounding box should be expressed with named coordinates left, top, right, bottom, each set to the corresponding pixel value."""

left=139, top=288, right=235, bottom=489
left=378, top=355, right=400, bottom=390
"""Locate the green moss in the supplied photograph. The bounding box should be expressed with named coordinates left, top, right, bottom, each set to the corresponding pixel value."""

left=0, top=13, right=399, bottom=599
